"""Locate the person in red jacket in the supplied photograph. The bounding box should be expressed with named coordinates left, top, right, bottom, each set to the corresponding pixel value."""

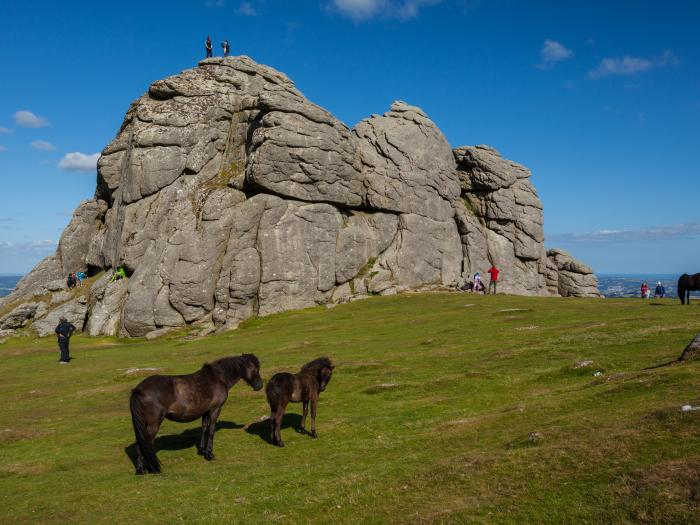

left=487, top=265, right=499, bottom=294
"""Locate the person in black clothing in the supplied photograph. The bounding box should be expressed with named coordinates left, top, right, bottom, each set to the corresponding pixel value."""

left=55, top=317, right=76, bottom=364
left=205, top=36, right=213, bottom=58
left=66, top=273, right=76, bottom=289
left=222, top=39, right=230, bottom=57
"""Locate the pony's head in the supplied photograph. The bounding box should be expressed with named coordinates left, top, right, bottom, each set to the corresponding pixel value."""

left=302, top=357, right=335, bottom=392
left=241, top=353, right=264, bottom=391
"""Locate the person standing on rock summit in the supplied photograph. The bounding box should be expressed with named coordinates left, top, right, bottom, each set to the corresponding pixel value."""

left=205, top=36, right=213, bottom=58
left=487, top=265, right=500, bottom=295
left=55, top=316, right=76, bottom=364
left=221, top=39, right=230, bottom=57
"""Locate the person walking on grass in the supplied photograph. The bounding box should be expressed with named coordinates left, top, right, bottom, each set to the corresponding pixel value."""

left=654, top=281, right=666, bottom=299
left=205, top=36, right=213, bottom=58
left=641, top=282, right=649, bottom=299
left=55, top=316, right=76, bottom=364
left=487, top=265, right=500, bottom=295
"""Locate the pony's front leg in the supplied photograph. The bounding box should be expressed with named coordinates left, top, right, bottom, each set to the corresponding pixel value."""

left=300, top=401, right=309, bottom=434
left=197, top=412, right=210, bottom=456
left=309, top=398, right=318, bottom=438
left=204, top=406, right=222, bottom=461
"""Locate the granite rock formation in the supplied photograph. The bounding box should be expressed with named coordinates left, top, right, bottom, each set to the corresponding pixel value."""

left=0, top=56, right=600, bottom=339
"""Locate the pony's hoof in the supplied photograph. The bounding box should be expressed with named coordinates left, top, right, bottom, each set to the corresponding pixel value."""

left=196, top=448, right=204, bottom=456
left=310, top=431, right=318, bottom=439
left=204, top=452, right=216, bottom=461
left=276, top=441, right=285, bottom=448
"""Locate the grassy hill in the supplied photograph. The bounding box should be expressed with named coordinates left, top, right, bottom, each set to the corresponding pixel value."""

left=1, top=293, right=699, bottom=524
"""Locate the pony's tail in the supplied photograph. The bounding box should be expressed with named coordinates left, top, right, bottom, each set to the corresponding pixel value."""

left=130, top=391, right=160, bottom=474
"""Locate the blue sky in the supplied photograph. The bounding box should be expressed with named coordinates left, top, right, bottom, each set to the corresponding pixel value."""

left=0, top=0, right=698, bottom=274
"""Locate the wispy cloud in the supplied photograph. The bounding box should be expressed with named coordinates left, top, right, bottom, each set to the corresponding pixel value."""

left=14, top=110, right=49, bottom=128
left=58, top=152, right=100, bottom=171
left=0, top=239, right=58, bottom=257
left=589, top=50, right=679, bottom=79
left=206, top=0, right=225, bottom=6
left=31, top=140, right=55, bottom=151
left=236, top=2, right=257, bottom=15
left=0, top=145, right=6, bottom=153
left=330, top=0, right=441, bottom=21
left=0, top=126, right=10, bottom=134
left=537, top=39, right=573, bottom=69
left=548, top=223, right=700, bottom=243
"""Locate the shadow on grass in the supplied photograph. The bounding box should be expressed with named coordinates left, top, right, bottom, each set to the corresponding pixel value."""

left=124, top=420, right=244, bottom=467
left=245, top=413, right=302, bottom=445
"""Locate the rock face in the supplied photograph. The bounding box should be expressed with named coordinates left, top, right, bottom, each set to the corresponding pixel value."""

left=1, top=56, right=600, bottom=338
left=546, top=249, right=601, bottom=298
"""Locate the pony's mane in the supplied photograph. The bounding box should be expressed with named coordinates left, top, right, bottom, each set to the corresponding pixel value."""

left=300, top=357, right=333, bottom=373
left=211, top=354, right=259, bottom=380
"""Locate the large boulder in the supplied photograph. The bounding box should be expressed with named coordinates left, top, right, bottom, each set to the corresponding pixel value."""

left=32, top=298, right=88, bottom=337
left=355, top=102, right=460, bottom=221
left=547, top=249, right=602, bottom=298
left=85, top=274, right=128, bottom=336
left=0, top=302, right=45, bottom=330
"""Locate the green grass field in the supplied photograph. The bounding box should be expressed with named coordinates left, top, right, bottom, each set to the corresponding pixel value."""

left=1, top=293, right=699, bottom=524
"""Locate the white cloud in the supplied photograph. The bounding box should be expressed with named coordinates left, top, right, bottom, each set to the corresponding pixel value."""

left=548, top=223, right=700, bottom=243
left=331, top=0, right=440, bottom=21
left=58, top=152, right=100, bottom=171
left=537, top=39, right=573, bottom=69
left=589, top=50, right=679, bottom=79
left=0, top=145, right=6, bottom=152
left=0, top=239, right=57, bottom=253
left=236, top=2, right=257, bottom=15
left=14, top=110, right=49, bottom=128
left=0, top=126, right=10, bottom=134
left=31, top=140, right=56, bottom=151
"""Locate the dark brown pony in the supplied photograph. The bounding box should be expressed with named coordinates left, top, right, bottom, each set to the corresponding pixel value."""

left=129, top=353, right=263, bottom=474
left=678, top=273, right=700, bottom=304
left=265, top=357, right=334, bottom=447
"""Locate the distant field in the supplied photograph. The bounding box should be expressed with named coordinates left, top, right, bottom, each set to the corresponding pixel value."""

left=1, top=293, right=699, bottom=524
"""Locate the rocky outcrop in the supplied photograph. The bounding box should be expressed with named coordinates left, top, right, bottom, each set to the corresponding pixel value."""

left=1, top=56, right=600, bottom=338
left=678, top=332, right=700, bottom=362
left=32, top=297, right=88, bottom=337
left=546, top=249, right=601, bottom=298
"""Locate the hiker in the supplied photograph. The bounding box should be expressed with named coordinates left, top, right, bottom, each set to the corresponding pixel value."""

left=205, top=36, right=213, bottom=58
left=654, top=282, right=666, bottom=298
left=76, top=271, right=86, bottom=287
left=111, top=266, right=126, bottom=282
left=487, top=265, right=499, bottom=294
left=473, top=279, right=485, bottom=293
left=66, top=273, right=76, bottom=289
left=55, top=316, right=76, bottom=364
left=474, top=271, right=482, bottom=290
left=221, top=39, right=230, bottom=57
left=641, top=282, right=649, bottom=299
